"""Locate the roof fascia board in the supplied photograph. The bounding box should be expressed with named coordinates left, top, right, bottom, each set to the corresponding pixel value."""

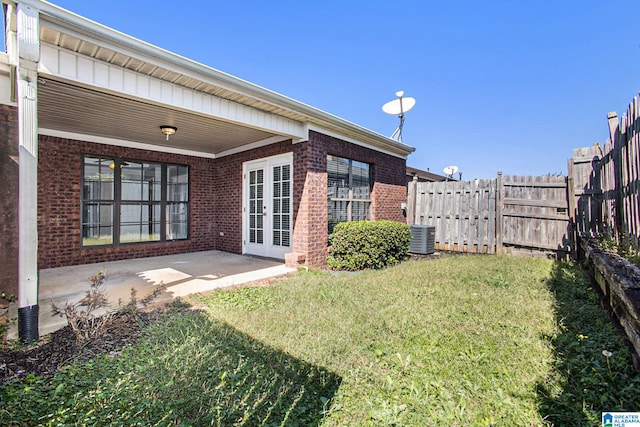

left=306, top=124, right=409, bottom=160
left=309, top=121, right=416, bottom=157
left=37, top=19, right=262, bottom=102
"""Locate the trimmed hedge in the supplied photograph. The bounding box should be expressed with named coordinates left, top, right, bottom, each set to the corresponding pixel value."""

left=327, top=220, right=411, bottom=270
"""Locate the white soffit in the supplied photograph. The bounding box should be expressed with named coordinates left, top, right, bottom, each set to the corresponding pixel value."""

left=37, top=78, right=286, bottom=155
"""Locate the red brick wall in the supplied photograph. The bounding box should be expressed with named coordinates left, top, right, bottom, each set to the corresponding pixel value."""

left=297, top=131, right=408, bottom=268
left=38, top=136, right=219, bottom=268
left=37, top=136, right=296, bottom=269
left=211, top=140, right=294, bottom=254
left=0, top=104, right=18, bottom=297
left=291, top=139, right=325, bottom=266
left=35, top=132, right=405, bottom=270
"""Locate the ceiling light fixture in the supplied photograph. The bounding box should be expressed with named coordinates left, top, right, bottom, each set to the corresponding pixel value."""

left=160, top=125, right=177, bottom=140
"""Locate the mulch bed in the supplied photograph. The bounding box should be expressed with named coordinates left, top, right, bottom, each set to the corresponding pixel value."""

left=0, top=311, right=153, bottom=385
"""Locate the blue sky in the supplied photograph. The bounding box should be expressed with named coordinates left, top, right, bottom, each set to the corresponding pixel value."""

left=12, top=1, right=640, bottom=178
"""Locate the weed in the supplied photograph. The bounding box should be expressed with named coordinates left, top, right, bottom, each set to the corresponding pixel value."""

left=51, top=270, right=112, bottom=343
left=51, top=270, right=165, bottom=343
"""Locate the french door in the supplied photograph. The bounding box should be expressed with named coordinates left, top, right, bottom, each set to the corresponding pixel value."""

left=242, top=153, right=293, bottom=259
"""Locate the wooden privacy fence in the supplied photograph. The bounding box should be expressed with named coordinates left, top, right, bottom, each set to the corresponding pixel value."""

left=569, top=93, right=640, bottom=246
left=407, top=174, right=573, bottom=255
left=405, top=91, right=640, bottom=256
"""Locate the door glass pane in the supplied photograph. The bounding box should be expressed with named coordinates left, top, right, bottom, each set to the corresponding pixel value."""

left=249, top=168, right=264, bottom=244
left=282, top=230, right=290, bottom=247
left=272, top=164, right=291, bottom=248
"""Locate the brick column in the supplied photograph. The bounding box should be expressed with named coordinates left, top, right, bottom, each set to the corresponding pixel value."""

left=290, top=139, right=329, bottom=269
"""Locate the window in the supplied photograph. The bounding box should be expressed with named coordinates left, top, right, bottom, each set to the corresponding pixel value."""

left=82, top=156, right=189, bottom=246
left=327, top=155, right=371, bottom=233
left=82, top=157, right=114, bottom=245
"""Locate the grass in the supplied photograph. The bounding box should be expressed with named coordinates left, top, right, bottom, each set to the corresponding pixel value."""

left=1, top=255, right=639, bottom=425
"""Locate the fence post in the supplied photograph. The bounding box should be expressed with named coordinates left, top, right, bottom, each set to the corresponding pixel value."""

left=496, top=171, right=503, bottom=254
left=607, top=112, right=623, bottom=242
left=407, top=175, right=417, bottom=225
left=567, top=158, right=577, bottom=260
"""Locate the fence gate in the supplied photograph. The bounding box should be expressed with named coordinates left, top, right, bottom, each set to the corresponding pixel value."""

left=499, top=174, right=572, bottom=253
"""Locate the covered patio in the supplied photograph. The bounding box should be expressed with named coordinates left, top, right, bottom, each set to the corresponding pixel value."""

left=1, top=0, right=412, bottom=342
left=8, top=251, right=294, bottom=337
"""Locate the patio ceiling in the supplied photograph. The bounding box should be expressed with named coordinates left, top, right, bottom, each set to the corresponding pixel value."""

left=37, top=77, right=280, bottom=156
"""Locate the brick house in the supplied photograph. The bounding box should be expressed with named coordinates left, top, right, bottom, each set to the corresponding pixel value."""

left=0, top=1, right=414, bottom=339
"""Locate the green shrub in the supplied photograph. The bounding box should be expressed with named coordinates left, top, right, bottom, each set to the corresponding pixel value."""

left=327, top=220, right=410, bottom=270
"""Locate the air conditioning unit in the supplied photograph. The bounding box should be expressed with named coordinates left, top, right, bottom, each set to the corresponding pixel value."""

left=409, top=225, right=435, bottom=255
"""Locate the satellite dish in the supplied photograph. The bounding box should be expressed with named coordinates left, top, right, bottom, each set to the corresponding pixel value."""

left=382, top=97, right=416, bottom=115
left=443, top=165, right=459, bottom=176
left=381, top=90, right=416, bottom=142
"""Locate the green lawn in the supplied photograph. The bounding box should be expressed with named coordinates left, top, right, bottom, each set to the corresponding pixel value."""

left=1, top=255, right=639, bottom=426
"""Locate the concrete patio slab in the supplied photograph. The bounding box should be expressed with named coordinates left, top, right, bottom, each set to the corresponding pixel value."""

left=8, top=250, right=295, bottom=338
